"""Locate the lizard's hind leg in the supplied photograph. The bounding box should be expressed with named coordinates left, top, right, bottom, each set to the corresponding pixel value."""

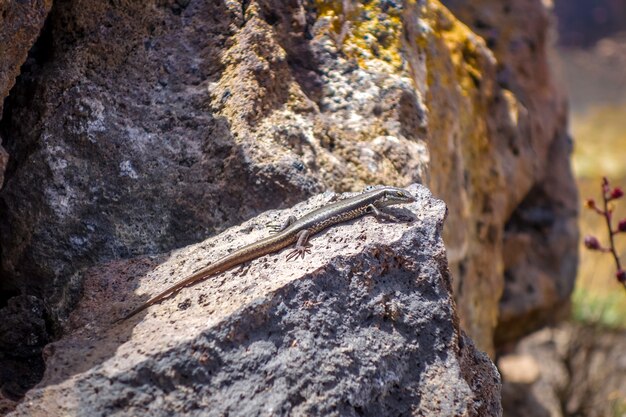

left=286, top=229, right=312, bottom=261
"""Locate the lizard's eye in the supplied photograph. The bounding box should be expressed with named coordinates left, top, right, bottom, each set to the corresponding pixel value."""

left=396, top=191, right=404, bottom=197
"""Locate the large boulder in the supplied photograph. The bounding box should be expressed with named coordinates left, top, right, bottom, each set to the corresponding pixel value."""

left=0, top=1, right=576, bottom=402
left=441, top=0, right=579, bottom=346
left=8, top=184, right=502, bottom=417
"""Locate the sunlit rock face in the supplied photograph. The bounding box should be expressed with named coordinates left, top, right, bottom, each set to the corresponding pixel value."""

left=0, top=0, right=575, bottom=407
left=9, top=185, right=503, bottom=417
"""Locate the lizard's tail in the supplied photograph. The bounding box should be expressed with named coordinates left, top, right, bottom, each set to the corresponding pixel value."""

left=112, top=267, right=215, bottom=324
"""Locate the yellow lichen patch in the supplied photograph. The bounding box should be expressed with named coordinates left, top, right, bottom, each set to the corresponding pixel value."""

left=314, top=0, right=353, bottom=37
left=418, top=0, right=488, bottom=99
left=314, top=0, right=404, bottom=72
left=411, top=0, right=504, bottom=355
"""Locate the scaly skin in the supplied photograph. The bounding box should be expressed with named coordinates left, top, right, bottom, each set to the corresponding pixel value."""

left=118, top=186, right=416, bottom=321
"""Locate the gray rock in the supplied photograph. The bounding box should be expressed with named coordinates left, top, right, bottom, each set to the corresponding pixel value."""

left=0, top=295, right=48, bottom=414
left=0, top=0, right=577, bottom=393
left=9, top=184, right=502, bottom=417
left=0, top=0, right=324, bottom=321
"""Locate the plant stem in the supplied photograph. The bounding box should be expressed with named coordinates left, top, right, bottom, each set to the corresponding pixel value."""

left=602, top=186, right=625, bottom=288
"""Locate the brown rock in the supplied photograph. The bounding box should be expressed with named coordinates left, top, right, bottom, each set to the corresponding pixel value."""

left=0, top=0, right=52, bottom=116
left=500, top=323, right=626, bottom=417
left=0, top=0, right=576, bottom=388
left=440, top=0, right=579, bottom=348
left=0, top=0, right=51, bottom=192
left=8, top=184, right=502, bottom=417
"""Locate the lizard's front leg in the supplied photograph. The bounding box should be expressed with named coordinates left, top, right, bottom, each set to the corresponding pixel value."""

left=368, top=204, right=409, bottom=223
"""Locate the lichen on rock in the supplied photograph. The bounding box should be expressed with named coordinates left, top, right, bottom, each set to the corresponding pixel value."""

left=0, top=0, right=577, bottom=411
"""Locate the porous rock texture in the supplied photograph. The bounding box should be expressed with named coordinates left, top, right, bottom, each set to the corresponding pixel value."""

left=0, top=0, right=577, bottom=358
left=0, top=295, right=48, bottom=414
left=8, top=184, right=502, bottom=417
left=0, top=0, right=577, bottom=408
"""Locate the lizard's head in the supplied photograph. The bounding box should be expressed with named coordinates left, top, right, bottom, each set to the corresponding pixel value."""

left=379, top=187, right=417, bottom=207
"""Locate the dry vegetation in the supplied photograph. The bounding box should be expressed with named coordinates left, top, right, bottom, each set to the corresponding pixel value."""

left=555, top=35, right=626, bottom=329
left=571, top=106, right=626, bottom=328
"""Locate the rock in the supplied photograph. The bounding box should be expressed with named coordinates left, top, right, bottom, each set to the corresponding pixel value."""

left=440, top=0, right=579, bottom=347
left=553, top=0, right=626, bottom=47
left=0, top=138, right=8, bottom=186
left=0, top=0, right=576, bottom=373
left=497, top=354, right=540, bottom=384
left=0, top=295, right=48, bottom=414
left=8, top=184, right=502, bottom=417
left=0, top=0, right=50, bottom=188
left=0, top=0, right=330, bottom=321
left=499, top=323, right=626, bottom=417
left=0, top=0, right=52, bottom=116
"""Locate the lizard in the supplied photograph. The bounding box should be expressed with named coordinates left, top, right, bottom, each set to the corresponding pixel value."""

left=117, top=186, right=417, bottom=322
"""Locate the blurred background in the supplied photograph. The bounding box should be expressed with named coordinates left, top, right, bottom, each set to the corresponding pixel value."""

left=498, top=2, right=626, bottom=416
left=553, top=0, right=626, bottom=327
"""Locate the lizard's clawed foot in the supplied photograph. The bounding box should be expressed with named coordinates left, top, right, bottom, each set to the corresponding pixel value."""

left=286, top=246, right=311, bottom=261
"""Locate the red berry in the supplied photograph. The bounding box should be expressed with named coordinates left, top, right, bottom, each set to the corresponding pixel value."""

left=611, top=187, right=624, bottom=200
left=584, top=236, right=601, bottom=250
left=585, top=199, right=596, bottom=209
left=618, top=219, right=626, bottom=232
left=617, top=270, right=626, bottom=283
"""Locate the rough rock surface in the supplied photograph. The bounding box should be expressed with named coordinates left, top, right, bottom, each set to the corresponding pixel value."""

left=0, top=0, right=50, bottom=185
left=0, top=0, right=52, bottom=116
left=0, top=296, right=48, bottom=414
left=8, top=185, right=502, bottom=417
left=440, top=0, right=579, bottom=347
left=0, top=0, right=577, bottom=361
